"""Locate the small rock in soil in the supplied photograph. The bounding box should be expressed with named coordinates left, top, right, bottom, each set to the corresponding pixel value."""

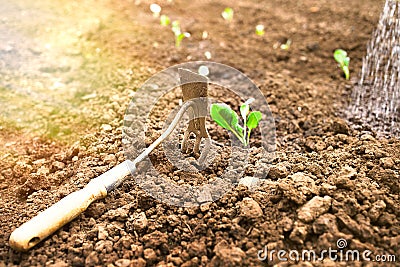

left=278, top=172, right=318, bottom=205
left=167, top=255, right=184, bottom=266
left=200, top=202, right=211, bottom=212
left=101, top=124, right=113, bottom=132
left=48, top=261, right=69, bottom=267
left=331, top=118, right=350, bottom=135
left=82, top=242, right=93, bottom=257
left=238, top=176, right=260, bottom=189
left=380, top=157, right=395, bottom=169
left=360, top=134, right=375, bottom=141
left=297, top=196, right=332, bottom=223
left=115, top=235, right=133, bottom=250
left=368, top=199, right=386, bottom=222
left=115, top=259, right=131, bottom=267
left=51, top=161, right=65, bottom=171
left=267, top=162, right=288, bottom=179
left=289, top=222, right=309, bottom=244
left=239, top=197, right=263, bottom=219
left=305, top=136, right=326, bottom=151
left=107, top=207, right=128, bottom=221
left=211, top=240, right=246, bottom=266
left=98, top=225, right=109, bottom=240
left=312, top=213, right=338, bottom=234
left=187, top=240, right=207, bottom=257
left=130, top=244, right=144, bottom=257
left=127, top=212, right=148, bottom=232
left=277, top=216, right=293, bottom=232
left=337, top=212, right=374, bottom=240
left=329, top=166, right=357, bottom=189
left=104, top=154, right=117, bottom=164
left=142, top=230, right=168, bottom=247
left=143, top=248, right=157, bottom=262
left=85, top=251, right=99, bottom=266
left=130, top=258, right=146, bottom=267
left=95, top=240, right=113, bottom=253
left=167, top=214, right=180, bottom=227
left=377, top=212, right=396, bottom=226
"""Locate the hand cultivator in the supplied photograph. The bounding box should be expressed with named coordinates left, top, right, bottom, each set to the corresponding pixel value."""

left=9, top=68, right=211, bottom=251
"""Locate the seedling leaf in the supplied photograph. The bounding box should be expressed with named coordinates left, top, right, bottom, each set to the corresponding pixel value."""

left=240, top=103, right=250, bottom=120
left=171, top=20, right=190, bottom=47
left=172, top=20, right=181, bottom=35
left=221, top=7, right=234, bottom=21
left=210, top=103, right=238, bottom=130
left=210, top=99, right=262, bottom=146
left=280, top=39, right=292, bottom=50
left=255, top=24, right=265, bottom=36
left=334, top=49, right=350, bottom=80
left=334, top=49, right=347, bottom=63
left=247, top=111, right=262, bottom=130
left=210, top=103, right=244, bottom=142
left=160, top=15, right=170, bottom=26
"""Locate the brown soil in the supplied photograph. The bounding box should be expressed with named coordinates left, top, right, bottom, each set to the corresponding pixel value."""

left=1, top=0, right=399, bottom=266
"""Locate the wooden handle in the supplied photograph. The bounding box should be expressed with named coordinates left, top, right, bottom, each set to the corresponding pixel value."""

left=9, top=181, right=107, bottom=251
left=9, top=161, right=132, bottom=251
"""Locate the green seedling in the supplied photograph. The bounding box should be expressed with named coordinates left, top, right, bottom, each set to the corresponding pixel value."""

left=171, top=20, right=190, bottom=47
left=280, top=39, right=292, bottom=50
left=255, top=24, right=265, bottom=36
left=210, top=98, right=262, bottom=146
left=221, top=7, right=234, bottom=21
left=334, top=49, right=350, bottom=80
left=160, top=14, right=170, bottom=26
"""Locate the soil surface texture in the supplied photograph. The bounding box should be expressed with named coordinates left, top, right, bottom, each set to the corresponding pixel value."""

left=0, top=0, right=399, bottom=266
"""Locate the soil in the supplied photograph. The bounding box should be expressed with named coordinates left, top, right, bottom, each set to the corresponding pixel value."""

left=0, top=0, right=399, bottom=266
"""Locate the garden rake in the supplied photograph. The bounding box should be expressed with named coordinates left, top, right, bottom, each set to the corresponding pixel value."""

left=9, top=68, right=211, bottom=251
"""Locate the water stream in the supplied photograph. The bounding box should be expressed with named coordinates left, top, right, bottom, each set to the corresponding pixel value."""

left=348, top=0, right=400, bottom=137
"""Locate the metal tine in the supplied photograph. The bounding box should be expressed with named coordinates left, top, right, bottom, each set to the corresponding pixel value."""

left=178, top=68, right=211, bottom=162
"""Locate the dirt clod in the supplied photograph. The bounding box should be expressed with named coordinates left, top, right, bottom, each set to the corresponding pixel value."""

left=297, top=195, right=332, bottom=223
left=239, top=197, right=263, bottom=219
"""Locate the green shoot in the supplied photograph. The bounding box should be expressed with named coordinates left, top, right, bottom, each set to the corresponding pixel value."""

left=255, top=24, right=265, bottom=36
left=210, top=99, right=262, bottom=146
left=334, top=49, right=350, bottom=80
left=160, top=14, right=170, bottom=26
left=246, top=111, right=262, bottom=145
left=171, top=20, right=190, bottom=47
left=280, top=39, right=292, bottom=50
left=221, top=7, right=234, bottom=21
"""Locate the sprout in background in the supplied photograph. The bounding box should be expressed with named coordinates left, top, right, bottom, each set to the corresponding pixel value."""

left=171, top=20, right=190, bottom=48
left=255, top=24, right=265, bottom=36
left=160, top=14, right=170, bottom=26
left=221, top=7, right=234, bottom=21
left=334, top=49, right=350, bottom=80
left=204, top=51, right=212, bottom=60
left=150, top=3, right=161, bottom=17
left=280, top=39, right=292, bottom=50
